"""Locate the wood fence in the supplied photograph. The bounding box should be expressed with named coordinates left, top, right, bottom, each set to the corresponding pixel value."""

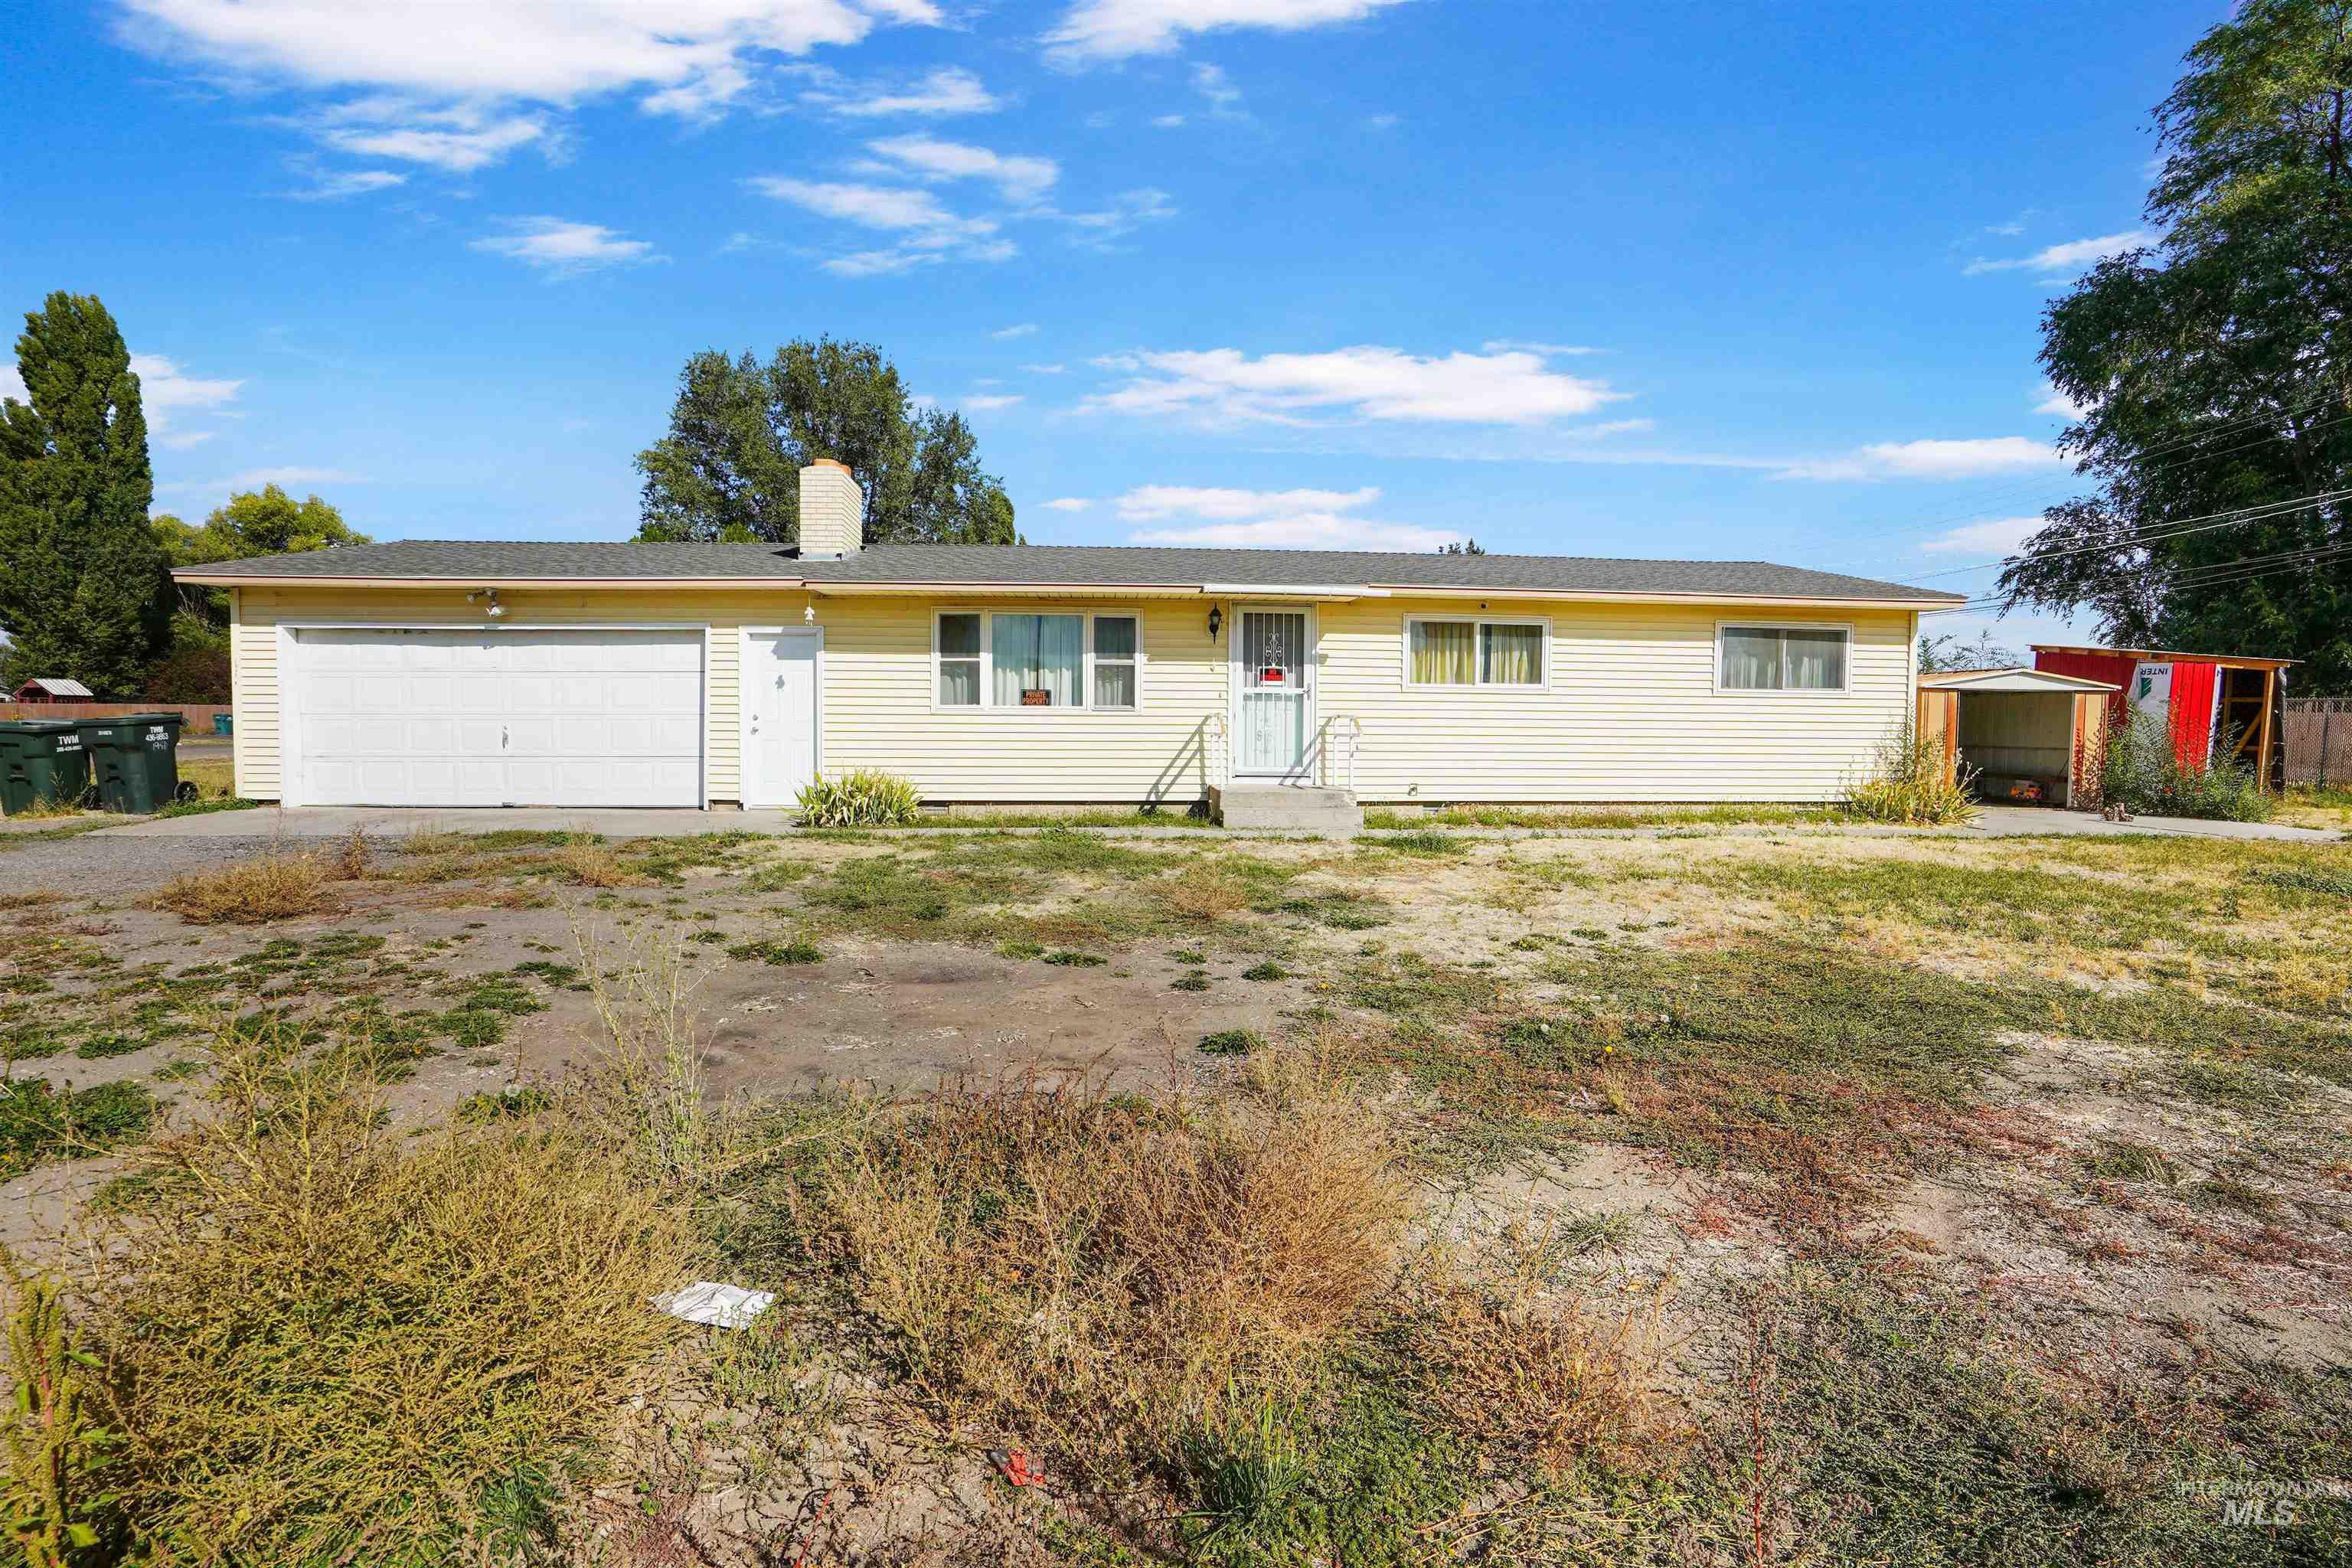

left=0, top=703, right=231, bottom=730
left=2284, top=697, right=2352, bottom=787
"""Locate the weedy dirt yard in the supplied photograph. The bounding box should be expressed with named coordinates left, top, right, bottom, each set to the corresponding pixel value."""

left=1, top=819, right=2348, bottom=1566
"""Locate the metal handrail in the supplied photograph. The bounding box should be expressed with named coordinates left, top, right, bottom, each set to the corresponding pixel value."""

left=1321, top=714, right=1362, bottom=794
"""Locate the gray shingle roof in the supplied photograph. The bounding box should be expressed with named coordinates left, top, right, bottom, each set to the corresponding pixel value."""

left=178, top=540, right=1962, bottom=603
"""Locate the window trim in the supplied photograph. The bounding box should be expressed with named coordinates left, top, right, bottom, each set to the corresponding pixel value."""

left=1400, top=615, right=1553, bottom=691
left=1712, top=619, right=1856, bottom=697
left=929, top=606, right=1147, bottom=714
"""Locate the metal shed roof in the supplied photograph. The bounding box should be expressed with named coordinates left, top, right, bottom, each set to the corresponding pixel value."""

left=1919, top=667, right=2121, bottom=693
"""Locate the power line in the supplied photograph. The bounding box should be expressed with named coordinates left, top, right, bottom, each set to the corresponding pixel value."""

left=1952, top=538, right=2352, bottom=611
left=1786, top=387, right=2347, bottom=566
left=1896, top=488, right=2352, bottom=584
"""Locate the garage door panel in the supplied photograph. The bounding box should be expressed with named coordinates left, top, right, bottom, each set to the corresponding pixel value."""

left=293, top=629, right=703, bottom=806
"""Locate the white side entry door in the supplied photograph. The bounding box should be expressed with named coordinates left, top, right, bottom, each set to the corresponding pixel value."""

left=742, top=628, right=821, bottom=807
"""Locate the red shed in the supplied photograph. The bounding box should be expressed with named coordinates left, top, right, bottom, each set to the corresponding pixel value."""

left=10, top=678, right=93, bottom=704
left=2031, top=645, right=2297, bottom=787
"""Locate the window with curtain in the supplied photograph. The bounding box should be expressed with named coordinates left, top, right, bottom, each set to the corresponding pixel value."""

left=1479, top=623, right=1544, bottom=685
left=992, top=613, right=1083, bottom=707
left=1409, top=620, right=1476, bottom=684
left=937, top=612, right=981, bottom=706
left=1410, top=619, right=1545, bottom=687
left=1718, top=626, right=1849, bottom=691
left=1093, top=615, right=1138, bottom=709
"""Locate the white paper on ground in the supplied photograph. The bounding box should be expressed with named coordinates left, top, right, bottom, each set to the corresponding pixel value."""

left=655, top=1282, right=777, bottom=1329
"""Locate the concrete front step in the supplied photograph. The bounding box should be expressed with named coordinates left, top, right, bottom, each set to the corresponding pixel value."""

left=1208, top=783, right=1364, bottom=835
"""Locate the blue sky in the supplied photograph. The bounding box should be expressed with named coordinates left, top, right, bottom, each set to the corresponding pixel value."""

left=4, top=0, right=2227, bottom=650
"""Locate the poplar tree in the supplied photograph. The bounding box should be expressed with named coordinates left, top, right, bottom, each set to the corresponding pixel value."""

left=0, top=292, right=170, bottom=694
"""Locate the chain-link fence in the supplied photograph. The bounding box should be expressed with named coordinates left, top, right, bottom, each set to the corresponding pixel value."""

left=2284, top=697, right=2352, bottom=786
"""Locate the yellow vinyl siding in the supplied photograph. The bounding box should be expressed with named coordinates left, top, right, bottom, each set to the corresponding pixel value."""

left=1319, top=599, right=1915, bottom=802
left=230, top=585, right=1917, bottom=806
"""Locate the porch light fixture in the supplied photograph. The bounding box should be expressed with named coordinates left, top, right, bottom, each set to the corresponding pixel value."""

left=1207, top=605, right=1223, bottom=639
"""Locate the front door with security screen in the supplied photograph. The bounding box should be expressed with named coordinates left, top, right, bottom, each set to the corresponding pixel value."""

left=1234, top=609, right=1314, bottom=777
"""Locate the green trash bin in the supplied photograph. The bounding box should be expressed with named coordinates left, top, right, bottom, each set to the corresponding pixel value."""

left=80, top=714, right=185, bottom=815
left=0, top=720, right=92, bottom=815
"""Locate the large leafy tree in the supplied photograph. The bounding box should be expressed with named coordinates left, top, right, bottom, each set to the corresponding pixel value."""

left=2000, top=0, right=2352, bottom=688
left=634, top=338, right=1018, bottom=547
left=0, top=292, right=170, bottom=695
left=154, top=484, right=371, bottom=640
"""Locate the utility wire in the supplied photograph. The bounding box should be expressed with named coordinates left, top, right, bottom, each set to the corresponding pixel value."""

left=1896, top=488, right=2352, bottom=584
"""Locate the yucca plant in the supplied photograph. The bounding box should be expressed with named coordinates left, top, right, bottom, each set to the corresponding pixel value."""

left=796, top=768, right=923, bottom=827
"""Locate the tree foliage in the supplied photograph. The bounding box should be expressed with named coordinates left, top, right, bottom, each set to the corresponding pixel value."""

left=634, top=338, right=1017, bottom=548
left=2000, top=0, right=2352, bottom=688
left=1917, top=632, right=2020, bottom=671
left=154, top=485, right=369, bottom=638
left=0, top=292, right=168, bottom=697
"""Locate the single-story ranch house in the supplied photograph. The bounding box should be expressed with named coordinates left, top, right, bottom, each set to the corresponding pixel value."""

left=175, top=460, right=1964, bottom=822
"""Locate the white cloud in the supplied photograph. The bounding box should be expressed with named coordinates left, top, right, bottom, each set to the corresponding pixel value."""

left=1964, top=229, right=2155, bottom=276
left=0, top=363, right=21, bottom=403
left=1919, top=516, right=2046, bottom=555
left=1086, top=345, right=1625, bottom=426
left=865, top=135, right=1059, bottom=201
left=964, top=394, right=1024, bottom=410
left=1044, top=0, right=1410, bottom=64
left=1115, top=484, right=1382, bottom=520
left=1192, top=62, right=1246, bottom=118
left=1152, top=113, right=1185, bottom=128
left=1114, top=482, right=1459, bottom=549
left=802, top=64, right=1001, bottom=116
left=993, top=323, right=1040, bottom=339
left=158, top=466, right=365, bottom=495
left=124, top=0, right=939, bottom=109
left=1775, top=436, right=2066, bottom=482
left=1042, top=496, right=1090, bottom=511
left=1480, top=338, right=1598, bottom=356
left=322, top=110, right=547, bottom=172
left=285, top=165, right=407, bottom=199
left=125, top=1, right=944, bottom=177
left=470, top=216, right=662, bottom=273
left=748, top=175, right=1008, bottom=274
left=128, top=353, right=243, bottom=443
left=1364, top=112, right=1399, bottom=129
left=1020, top=362, right=1066, bottom=373
left=2034, top=380, right=2091, bottom=420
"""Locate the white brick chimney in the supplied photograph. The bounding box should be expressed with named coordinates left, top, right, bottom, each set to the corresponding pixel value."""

left=798, top=459, right=864, bottom=558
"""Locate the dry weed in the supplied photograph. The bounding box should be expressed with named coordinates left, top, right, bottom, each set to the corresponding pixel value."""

left=330, top=826, right=373, bottom=880
left=1157, top=865, right=1252, bottom=923
left=70, top=1024, right=690, bottom=1564
left=1394, top=1267, right=1668, bottom=1473
left=800, top=1058, right=1405, bottom=1474
left=553, top=839, right=643, bottom=888
left=149, top=854, right=338, bottom=924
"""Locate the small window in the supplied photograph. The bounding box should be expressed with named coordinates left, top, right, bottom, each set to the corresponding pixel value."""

left=938, top=612, right=981, bottom=706
left=1719, top=626, right=1849, bottom=691
left=1093, top=615, right=1138, bottom=709
left=1408, top=619, right=1547, bottom=688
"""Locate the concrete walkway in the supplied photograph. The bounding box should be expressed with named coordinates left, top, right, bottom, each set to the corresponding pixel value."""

left=1961, top=804, right=2337, bottom=842
left=77, top=801, right=2344, bottom=844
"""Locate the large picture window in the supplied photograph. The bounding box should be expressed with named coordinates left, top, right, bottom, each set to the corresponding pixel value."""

left=933, top=611, right=1144, bottom=710
left=1406, top=618, right=1547, bottom=688
left=1717, top=624, right=1851, bottom=691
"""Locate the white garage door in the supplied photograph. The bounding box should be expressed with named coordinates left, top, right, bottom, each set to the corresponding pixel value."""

left=292, top=628, right=704, bottom=807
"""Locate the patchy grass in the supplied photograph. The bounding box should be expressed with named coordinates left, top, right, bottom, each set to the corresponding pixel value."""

left=1361, top=802, right=1857, bottom=831
left=727, top=935, right=823, bottom=966
left=1199, top=1029, right=1263, bottom=1056
left=149, top=854, right=338, bottom=925
left=0, top=1078, right=154, bottom=1177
